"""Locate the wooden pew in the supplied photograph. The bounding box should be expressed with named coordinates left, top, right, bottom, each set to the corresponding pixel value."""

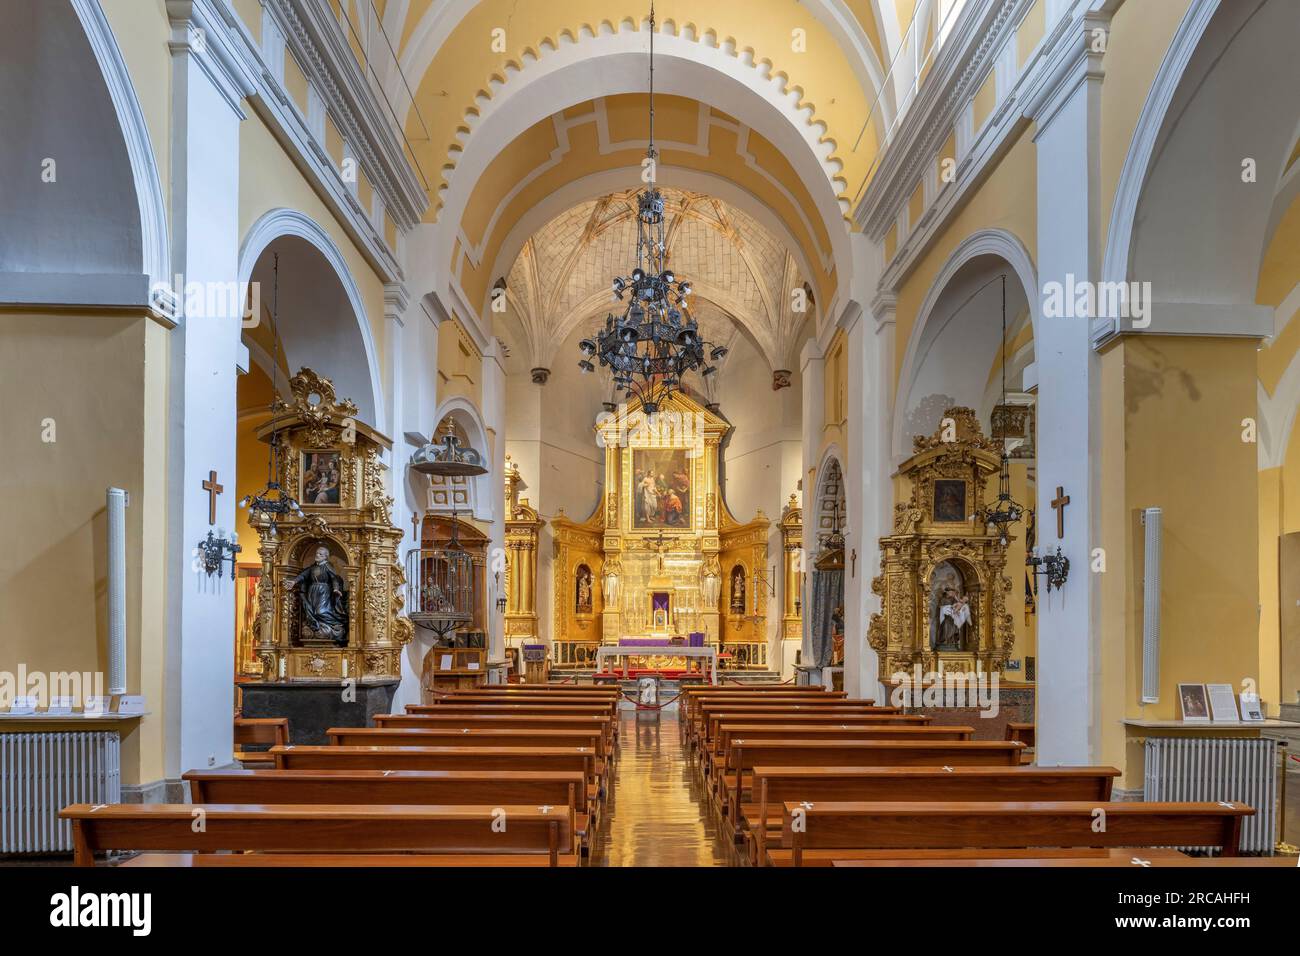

left=61, top=803, right=575, bottom=867
left=701, top=711, right=928, bottom=758
left=830, top=853, right=1299, bottom=867
left=719, top=740, right=1025, bottom=821
left=713, top=725, right=974, bottom=786
left=437, top=685, right=620, bottom=695
left=1006, top=722, right=1035, bottom=762
left=120, top=852, right=581, bottom=867
left=233, top=717, right=289, bottom=767
left=690, top=701, right=899, bottom=751
left=375, top=712, right=616, bottom=754
left=269, top=745, right=599, bottom=808
left=406, top=702, right=618, bottom=720
left=327, top=726, right=606, bottom=758
left=773, top=800, right=1252, bottom=866
left=679, top=687, right=844, bottom=737
left=325, top=727, right=610, bottom=789
left=748, top=765, right=1120, bottom=865
left=422, top=694, right=617, bottom=710
left=183, top=767, right=590, bottom=853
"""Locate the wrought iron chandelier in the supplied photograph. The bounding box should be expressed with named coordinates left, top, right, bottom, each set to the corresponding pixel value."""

left=239, top=252, right=305, bottom=537
left=577, top=2, right=727, bottom=415
left=981, top=273, right=1025, bottom=547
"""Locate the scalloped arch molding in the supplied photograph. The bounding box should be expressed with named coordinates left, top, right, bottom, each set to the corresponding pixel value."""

left=434, top=24, right=857, bottom=314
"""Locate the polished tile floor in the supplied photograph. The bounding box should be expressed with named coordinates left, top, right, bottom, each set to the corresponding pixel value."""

left=590, top=706, right=739, bottom=866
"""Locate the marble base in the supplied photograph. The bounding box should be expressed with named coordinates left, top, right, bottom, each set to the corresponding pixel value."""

left=238, top=680, right=399, bottom=745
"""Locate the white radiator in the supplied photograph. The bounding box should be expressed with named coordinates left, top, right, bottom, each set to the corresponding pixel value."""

left=0, top=732, right=121, bottom=854
left=1143, top=736, right=1277, bottom=854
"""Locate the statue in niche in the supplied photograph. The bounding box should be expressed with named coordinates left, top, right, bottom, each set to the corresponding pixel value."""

left=575, top=565, right=593, bottom=614
left=928, top=561, right=971, bottom=652
left=288, top=545, right=349, bottom=646
left=730, top=565, right=746, bottom=614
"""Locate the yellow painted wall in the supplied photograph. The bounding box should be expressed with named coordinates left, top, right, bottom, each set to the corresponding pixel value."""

left=238, top=112, right=388, bottom=387
left=0, top=310, right=169, bottom=786
left=972, top=68, right=997, bottom=132
left=284, top=50, right=310, bottom=116
left=1121, top=336, right=1261, bottom=720
left=438, top=317, right=484, bottom=411
left=231, top=0, right=263, bottom=43
left=1016, top=0, right=1043, bottom=68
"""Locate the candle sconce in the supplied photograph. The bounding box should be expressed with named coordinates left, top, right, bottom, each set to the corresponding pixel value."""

left=1026, top=546, right=1070, bottom=593
left=197, top=529, right=241, bottom=580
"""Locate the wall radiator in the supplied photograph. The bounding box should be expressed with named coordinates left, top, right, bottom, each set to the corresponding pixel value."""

left=0, top=732, right=121, bottom=854
left=1144, top=736, right=1278, bottom=854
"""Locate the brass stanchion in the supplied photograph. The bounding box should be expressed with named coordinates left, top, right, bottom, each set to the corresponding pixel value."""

left=1278, top=745, right=1298, bottom=855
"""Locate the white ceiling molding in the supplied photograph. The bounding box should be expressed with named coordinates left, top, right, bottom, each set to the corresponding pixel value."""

left=279, top=0, right=427, bottom=229
left=854, top=0, right=1031, bottom=238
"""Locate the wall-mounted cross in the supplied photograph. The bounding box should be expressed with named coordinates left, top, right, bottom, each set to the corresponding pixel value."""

left=202, top=470, right=223, bottom=526
left=1051, top=485, right=1070, bottom=539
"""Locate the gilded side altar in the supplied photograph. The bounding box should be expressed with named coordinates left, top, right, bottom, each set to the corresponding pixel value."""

left=250, top=369, right=412, bottom=683
left=867, top=407, right=1015, bottom=681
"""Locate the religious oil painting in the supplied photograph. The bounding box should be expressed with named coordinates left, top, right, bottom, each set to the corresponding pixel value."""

left=932, top=479, right=967, bottom=522
left=1178, top=682, right=1210, bottom=721
left=632, top=448, right=692, bottom=529
left=235, top=566, right=262, bottom=677
left=302, top=451, right=342, bottom=505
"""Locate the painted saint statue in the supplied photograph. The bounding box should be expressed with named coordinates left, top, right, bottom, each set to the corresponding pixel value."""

left=928, top=561, right=971, bottom=652
left=288, top=545, right=349, bottom=645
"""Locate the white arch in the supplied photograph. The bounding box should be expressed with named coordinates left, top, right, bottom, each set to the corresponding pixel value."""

left=429, top=395, right=495, bottom=523
left=813, top=444, right=847, bottom=534
left=1259, top=351, right=1300, bottom=470
left=434, top=24, right=854, bottom=298
left=1101, top=0, right=1219, bottom=291
left=892, top=228, right=1039, bottom=460
left=71, top=0, right=169, bottom=295
left=238, top=208, right=386, bottom=436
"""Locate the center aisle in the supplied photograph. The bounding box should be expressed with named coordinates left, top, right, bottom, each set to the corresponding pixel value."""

left=590, top=704, right=738, bottom=866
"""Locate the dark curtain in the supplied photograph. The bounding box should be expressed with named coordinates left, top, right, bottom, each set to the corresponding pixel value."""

left=809, top=568, right=843, bottom=668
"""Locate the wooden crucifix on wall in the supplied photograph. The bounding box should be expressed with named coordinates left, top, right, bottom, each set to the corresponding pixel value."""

left=202, top=470, right=223, bottom=526
left=1051, top=485, right=1070, bottom=539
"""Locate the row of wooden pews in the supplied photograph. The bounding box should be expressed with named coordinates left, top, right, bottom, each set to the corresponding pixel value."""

left=684, top=683, right=1276, bottom=867
left=61, top=683, right=623, bottom=867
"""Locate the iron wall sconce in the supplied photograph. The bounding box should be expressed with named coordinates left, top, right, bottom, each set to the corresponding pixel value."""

left=197, top=530, right=241, bottom=580
left=1026, top=546, right=1069, bottom=593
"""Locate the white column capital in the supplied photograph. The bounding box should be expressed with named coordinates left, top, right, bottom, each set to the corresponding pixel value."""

left=1024, top=9, right=1111, bottom=135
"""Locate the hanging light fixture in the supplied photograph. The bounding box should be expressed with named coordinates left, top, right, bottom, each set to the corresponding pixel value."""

left=405, top=426, right=490, bottom=637
left=240, top=252, right=306, bottom=537
left=981, top=273, right=1025, bottom=547
left=576, top=2, right=727, bottom=416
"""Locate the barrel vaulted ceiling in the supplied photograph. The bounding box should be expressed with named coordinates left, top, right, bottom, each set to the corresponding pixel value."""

left=504, top=185, right=812, bottom=374
left=329, top=0, right=907, bottom=219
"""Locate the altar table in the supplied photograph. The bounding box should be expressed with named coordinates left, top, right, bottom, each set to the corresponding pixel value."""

left=593, top=644, right=719, bottom=685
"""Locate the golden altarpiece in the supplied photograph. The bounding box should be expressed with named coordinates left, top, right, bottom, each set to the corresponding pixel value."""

left=250, top=369, right=412, bottom=683
left=867, top=407, right=1015, bottom=681
left=503, top=456, right=545, bottom=644
left=549, top=391, right=772, bottom=670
